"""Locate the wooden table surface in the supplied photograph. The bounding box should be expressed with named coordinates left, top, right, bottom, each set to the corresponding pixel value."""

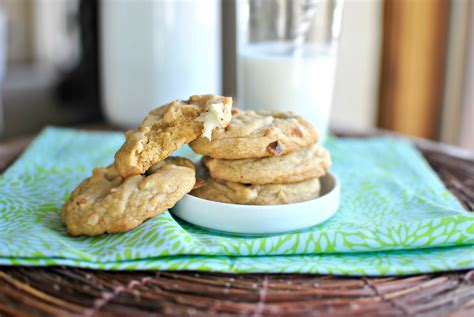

left=0, top=130, right=473, bottom=317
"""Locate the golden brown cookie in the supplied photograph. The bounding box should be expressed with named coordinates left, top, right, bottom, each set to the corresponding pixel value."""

left=114, top=95, right=232, bottom=177
left=189, top=110, right=318, bottom=159
left=61, top=157, right=195, bottom=236
left=203, top=143, right=330, bottom=184
left=191, top=176, right=321, bottom=205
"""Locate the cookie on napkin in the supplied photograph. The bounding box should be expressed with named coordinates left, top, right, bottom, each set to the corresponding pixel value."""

left=61, top=157, right=195, bottom=236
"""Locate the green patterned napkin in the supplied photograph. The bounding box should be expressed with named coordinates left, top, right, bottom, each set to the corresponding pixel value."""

left=0, top=127, right=473, bottom=275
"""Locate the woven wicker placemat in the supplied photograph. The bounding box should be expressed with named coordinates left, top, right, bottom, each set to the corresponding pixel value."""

left=0, top=132, right=473, bottom=317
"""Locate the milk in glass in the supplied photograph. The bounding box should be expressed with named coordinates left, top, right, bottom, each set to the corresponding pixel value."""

left=236, top=0, right=342, bottom=143
left=239, top=42, right=337, bottom=142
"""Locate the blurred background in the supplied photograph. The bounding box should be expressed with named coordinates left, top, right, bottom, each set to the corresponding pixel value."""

left=0, top=0, right=472, bottom=151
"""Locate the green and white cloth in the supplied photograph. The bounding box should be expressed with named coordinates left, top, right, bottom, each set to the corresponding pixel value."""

left=0, top=127, right=472, bottom=275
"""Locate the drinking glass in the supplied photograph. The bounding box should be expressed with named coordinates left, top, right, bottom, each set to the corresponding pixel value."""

left=237, top=0, right=343, bottom=142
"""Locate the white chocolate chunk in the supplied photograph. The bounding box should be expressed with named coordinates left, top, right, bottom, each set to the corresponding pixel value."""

left=197, top=101, right=232, bottom=140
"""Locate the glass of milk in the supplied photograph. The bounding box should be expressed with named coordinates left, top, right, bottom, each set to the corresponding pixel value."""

left=237, top=0, right=343, bottom=142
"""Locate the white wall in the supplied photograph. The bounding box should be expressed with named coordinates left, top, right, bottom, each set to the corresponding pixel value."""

left=330, top=0, right=383, bottom=131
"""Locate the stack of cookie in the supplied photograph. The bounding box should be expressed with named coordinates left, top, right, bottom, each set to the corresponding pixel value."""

left=61, top=95, right=233, bottom=236
left=189, top=110, right=331, bottom=205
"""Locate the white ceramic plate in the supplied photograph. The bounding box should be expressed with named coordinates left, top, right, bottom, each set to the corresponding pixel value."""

left=171, top=173, right=340, bottom=235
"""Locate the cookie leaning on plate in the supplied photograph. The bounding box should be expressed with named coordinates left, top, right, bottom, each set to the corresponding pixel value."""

left=189, top=110, right=318, bottom=159
left=191, top=176, right=321, bottom=205
left=61, top=157, right=195, bottom=236
left=115, top=95, right=232, bottom=177
left=203, top=143, right=331, bottom=184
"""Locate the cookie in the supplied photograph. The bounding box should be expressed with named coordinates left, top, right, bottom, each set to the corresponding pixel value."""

left=189, top=110, right=318, bottom=159
left=61, top=157, right=195, bottom=236
left=203, top=143, right=330, bottom=184
left=191, top=176, right=321, bottom=205
left=114, top=95, right=232, bottom=177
